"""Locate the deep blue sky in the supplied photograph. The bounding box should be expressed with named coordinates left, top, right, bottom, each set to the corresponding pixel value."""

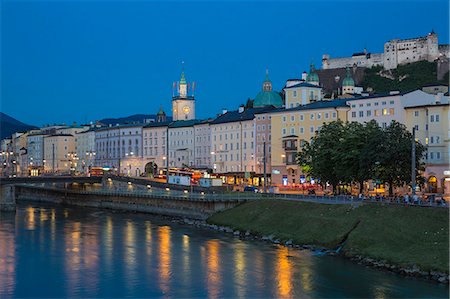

left=2, top=0, right=449, bottom=126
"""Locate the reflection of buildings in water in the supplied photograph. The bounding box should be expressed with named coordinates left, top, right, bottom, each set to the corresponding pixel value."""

left=182, top=234, right=190, bottom=287
left=253, top=250, right=265, bottom=291
left=64, top=222, right=81, bottom=297
left=82, top=223, right=100, bottom=297
left=234, top=243, right=247, bottom=298
left=39, top=208, right=49, bottom=223
left=299, top=253, right=313, bottom=293
left=276, top=247, right=293, bottom=298
left=125, top=221, right=137, bottom=292
left=158, top=226, right=171, bottom=294
left=206, top=239, right=221, bottom=299
left=26, top=207, right=35, bottom=230
left=51, top=209, right=56, bottom=243
left=0, top=223, right=15, bottom=297
left=104, top=216, right=114, bottom=271
left=145, top=221, right=152, bottom=256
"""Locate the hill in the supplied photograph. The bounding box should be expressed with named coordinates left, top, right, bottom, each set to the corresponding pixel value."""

left=0, top=112, right=38, bottom=140
left=98, top=114, right=172, bottom=126
left=361, top=61, right=449, bottom=93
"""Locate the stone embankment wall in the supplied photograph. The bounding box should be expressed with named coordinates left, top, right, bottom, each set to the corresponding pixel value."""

left=0, top=184, right=16, bottom=211
left=15, top=185, right=241, bottom=220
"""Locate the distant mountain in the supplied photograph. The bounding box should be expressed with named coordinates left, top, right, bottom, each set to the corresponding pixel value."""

left=0, top=112, right=38, bottom=140
left=98, top=114, right=172, bottom=126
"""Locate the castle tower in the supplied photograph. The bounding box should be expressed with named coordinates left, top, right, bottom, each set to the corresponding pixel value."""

left=306, top=63, right=320, bottom=86
left=172, top=63, right=195, bottom=121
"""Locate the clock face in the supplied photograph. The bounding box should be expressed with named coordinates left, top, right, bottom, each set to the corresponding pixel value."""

left=182, top=106, right=190, bottom=114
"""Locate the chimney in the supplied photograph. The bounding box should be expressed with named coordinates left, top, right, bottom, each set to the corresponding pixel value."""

left=238, top=105, right=245, bottom=113
left=435, top=92, right=443, bottom=104
left=222, top=108, right=228, bottom=115
left=301, top=71, right=308, bottom=81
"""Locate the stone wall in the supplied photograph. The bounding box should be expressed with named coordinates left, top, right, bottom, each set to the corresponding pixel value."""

left=0, top=184, right=16, bottom=211
left=15, top=185, right=242, bottom=220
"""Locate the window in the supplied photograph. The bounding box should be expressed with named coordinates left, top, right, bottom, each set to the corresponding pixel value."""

left=382, top=108, right=388, bottom=116
left=436, top=136, right=440, bottom=143
left=430, top=152, right=434, bottom=159
left=332, top=112, right=337, bottom=118
left=414, top=125, right=419, bottom=131
left=437, top=152, right=441, bottom=159
left=436, top=114, right=440, bottom=122
left=290, top=128, right=295, bottom=134
left=359, top=111, right=364, bottom=117
left=367, top=103, right=371, bottom=107
left=300, top=127, right=304, bottom=134
left=389, top=108, right=395, bottom=115
left=359, top=103, right=363, bottom=107
left=291, top=115, right=295, bottom=121
left=351, top=104, right=356, bottom=108
left=317, top=113, right=321, bottom=120
left=300, top=114, right=304, bottom=121
left=414, top=111, right=419, bottom=117
left=430, top=136, right=434, bottom=144
left=325, top=112, right=329, bottom=119
left=374, top=110, right=379, bottom=116
left=352, top=111, right=356, bottom=118
left=374, top=102, right=379, bottom=106
left=430, top=115, right=434, bottom=122
left=310, top=126, right=314, bottom=133
left=366, top=111, right=371, bottom=117
left=382, top=101, right=386, bottom=105
left=293, top=90, right=297, bottom=97
left=310, top=114, right=314, bottom=120
left=282, top=128, right=286, bottom=135
left=283, top=116, right=286, bottom=122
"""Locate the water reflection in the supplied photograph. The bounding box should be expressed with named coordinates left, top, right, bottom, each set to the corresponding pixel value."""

left=0, top=223, right=15, bottom=296
left=276, top=247, right=293, bottom=298
left=234, top=243, right=247, bottom=298
left=0, top=204, right=447, bottom=299
left=205, top=240, right=221, bottom=299
left=158, top=226, right=171, bottom=294
left=26, top=207, right=35, bottom=230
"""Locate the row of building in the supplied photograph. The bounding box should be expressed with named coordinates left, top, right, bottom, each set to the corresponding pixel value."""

left=1, top=64, right=449, bottom=194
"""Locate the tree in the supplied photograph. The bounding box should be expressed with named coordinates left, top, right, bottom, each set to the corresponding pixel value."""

left=297, top=120, right=346, bottom=194
left=374, top=121, right=426, bottom=196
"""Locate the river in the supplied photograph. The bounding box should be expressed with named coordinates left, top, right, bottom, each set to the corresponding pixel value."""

left=0, top=202, right=448, bottom=298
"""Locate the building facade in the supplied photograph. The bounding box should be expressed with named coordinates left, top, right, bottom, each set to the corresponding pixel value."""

left=142, top=121, right=169, bottom=176
left=43, top=134, right=76, bottom=173
left=172, top=71, right=196, bottom=121
left=168, top=120, right=199, bottom=168
left=270, top=100, right=350, bottom=186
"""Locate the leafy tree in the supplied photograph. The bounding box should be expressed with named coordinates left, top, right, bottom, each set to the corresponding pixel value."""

left=374, top=121, right=426, bottom=196
left=297, top=120, right=346, bottom=194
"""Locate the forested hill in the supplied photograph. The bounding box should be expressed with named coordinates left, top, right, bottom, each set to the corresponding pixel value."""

left=361, top=61, right=449, bottom=93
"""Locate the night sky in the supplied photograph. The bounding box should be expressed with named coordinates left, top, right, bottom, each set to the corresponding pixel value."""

left=2, top=0, right=449, bottom=126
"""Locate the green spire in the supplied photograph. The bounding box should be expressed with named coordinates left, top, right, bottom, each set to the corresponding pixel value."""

left=306, top=63, right=319, bottom=83
left=342, top=66, right=355, bottom=87
left=180, top=71, right=186, bottom=85
left=157, top=105, right=165, bottom=116
left=265, top=67, right=270, bottom=82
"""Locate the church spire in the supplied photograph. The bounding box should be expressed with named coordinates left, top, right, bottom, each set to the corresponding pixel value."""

left=263, top=67, right=272, bottom=92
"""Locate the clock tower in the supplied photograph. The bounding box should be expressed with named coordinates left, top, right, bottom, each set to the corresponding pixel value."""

left=172, top=66, right=195, bottom=121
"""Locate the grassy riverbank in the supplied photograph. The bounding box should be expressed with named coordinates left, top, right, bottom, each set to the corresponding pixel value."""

left=207, top=199, right=449, bottom=273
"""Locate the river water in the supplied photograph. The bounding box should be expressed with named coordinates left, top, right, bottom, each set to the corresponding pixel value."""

left=0, top=202, right=448, bottom=298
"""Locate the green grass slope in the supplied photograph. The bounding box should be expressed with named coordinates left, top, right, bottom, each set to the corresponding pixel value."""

left=207, top=199, right=449, bottom=272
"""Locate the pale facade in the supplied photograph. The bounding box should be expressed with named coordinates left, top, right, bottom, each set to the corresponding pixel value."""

left=95, top=124, right=143, bottom=175
left=143, top=122, right=169, bottom=175
left=405, top=97, right=450, bottom=195
left=76, top=129, right=96, bottom=174
left=168, top=120, right=198, bottom=168
left=194, top=120, right=212, bottom=168
left=254, top=110, right=274, bottom=176
left=27, top=133, right=45, bottom=167
left=347, top=90, right=439, bottom=128
left=271, top=100, right=349, bottom=186
left=43, top=134, right=76, bottom=173
left=284, top=83, right=322, bottom=108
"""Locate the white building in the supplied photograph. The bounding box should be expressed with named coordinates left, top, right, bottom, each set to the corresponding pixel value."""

left=142, top=121, right=169, bottom=176
left=323, top=31, right=446, bottom=70
left=346, top=89, right=439, bottom=127
left=168, top=120, right=199, bottom=168
left=27, top=132, right=46, bottom=168
left=76, top=128, right=97, bottom=174
left=194, top=120, right=212, bottom=168
left=95, top=124, right=143, bottom=176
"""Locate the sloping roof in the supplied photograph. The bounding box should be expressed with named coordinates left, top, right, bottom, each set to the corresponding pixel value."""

left=271, top=99, right=349, bottom=114
left=284, top=82, right=321, bottom=89
left=346, top=90, right=415, bottom=101
left=144, top=121, right=172, bottom=128
left=169, top=120, right=201, bottom=128
left=95, top=123, right=143, bottom=132
left=316, top=67, right=366, bottom=95
left=210, top=106, right=277, bottom=125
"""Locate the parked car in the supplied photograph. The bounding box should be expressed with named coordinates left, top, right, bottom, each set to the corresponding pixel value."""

left=243, top=186, right=258, bottom=193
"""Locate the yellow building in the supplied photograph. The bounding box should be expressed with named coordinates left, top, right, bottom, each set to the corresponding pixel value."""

left=405, top=97, right=450, bottom=195
left=270, top=99, right=349, bottom=186
left=43, top=134, right=76, bottom=174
